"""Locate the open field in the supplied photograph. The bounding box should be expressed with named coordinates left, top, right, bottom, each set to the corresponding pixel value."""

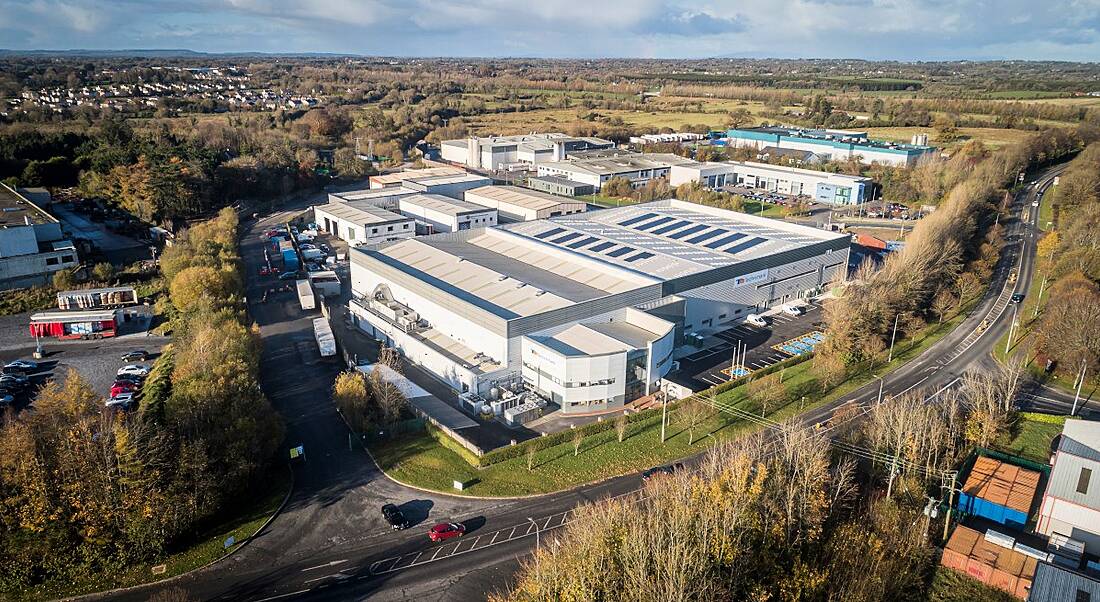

left=864, top=126, right=1037, bottom=150
left=996, top=413, right=1064, bottom=464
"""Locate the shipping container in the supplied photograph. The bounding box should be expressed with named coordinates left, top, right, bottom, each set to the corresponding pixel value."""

left=29, top=310, right=118, bottom=340
left=282, top=248, right=299, bottom=272
left=957, top=456, right=1038, bottom=529
left=56, top=286, right=137, bottom=310
left=942, top=526, right=1036, bottom=600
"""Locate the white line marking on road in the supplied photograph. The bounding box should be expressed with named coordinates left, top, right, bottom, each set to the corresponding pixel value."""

left=411, top=551, right=423, bottom=564
left=894, top=375, right=930, bottom=397
left=303, top=574, right=340, bottom=584
left=301, top=559, right=347, bottom=572
left=430, top=547, right=444, bottom=561
left=471, top=536, right=482, bottom=549
left=254, top=589, right=311, bottom=602
left=489, top=531, right=499, bottom=544
left=543, top=516, right=553, bottom=529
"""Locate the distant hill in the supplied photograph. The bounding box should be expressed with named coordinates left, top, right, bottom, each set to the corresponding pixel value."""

left=0, top=49, right=358, bottom=58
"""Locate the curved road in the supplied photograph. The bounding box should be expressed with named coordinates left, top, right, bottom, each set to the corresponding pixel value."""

left=100, top=163, right=1065, bottom=602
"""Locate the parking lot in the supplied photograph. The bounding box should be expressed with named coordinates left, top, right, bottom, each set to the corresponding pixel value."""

left=0, top=311, right=168, bottom=416
left=669, top=302, right=827, bottom=390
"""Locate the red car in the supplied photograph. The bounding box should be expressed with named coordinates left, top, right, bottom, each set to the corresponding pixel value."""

left=110, top=383, right=136, bottom=397
left=259, top=266, right=271, bottom=276
left=428, top=522, right=465, bottom=542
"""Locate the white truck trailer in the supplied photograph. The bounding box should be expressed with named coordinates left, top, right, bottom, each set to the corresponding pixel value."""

left=296, top=279, right=316, bottom=310
left=312, top=318, right=336, bottom=357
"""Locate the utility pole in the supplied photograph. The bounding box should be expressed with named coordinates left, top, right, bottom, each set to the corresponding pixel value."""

left=887, top=313, right=901, bottom=363
left=877, top=376, right=885, bottom=404
left=1073, top=359, right=1087, bottom=416
left=1005, top=302, right=1019, bottom=356
left=660, top=391, right=668, bottom=443
left=1034, top=275, right=1047, bottom=318
left=942, top=471, right=958, bottom=541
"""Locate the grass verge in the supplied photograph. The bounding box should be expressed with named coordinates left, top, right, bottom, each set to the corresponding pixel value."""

left=12, top=467, right=291, bottom=601
left=0, top=286, right=55, bottom=317
left=369, top=296, right=980, bottom=497
left=996, top=412, right=1065, bottom=463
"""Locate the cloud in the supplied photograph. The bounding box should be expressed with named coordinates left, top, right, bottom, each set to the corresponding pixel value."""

left=0, top=0, right=1097, bottom=60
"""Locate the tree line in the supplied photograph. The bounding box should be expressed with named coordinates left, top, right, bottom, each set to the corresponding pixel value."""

left=0, top=208, right=283, bottom=596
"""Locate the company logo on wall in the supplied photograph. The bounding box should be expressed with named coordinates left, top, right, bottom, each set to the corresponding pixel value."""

left=733, top=269, right=769, bottom=287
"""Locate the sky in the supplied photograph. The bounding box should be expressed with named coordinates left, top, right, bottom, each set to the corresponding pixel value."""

left=2, top=0, right=1100, bottom=61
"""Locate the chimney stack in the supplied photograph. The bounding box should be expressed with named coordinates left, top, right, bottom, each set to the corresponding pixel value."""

left=467, top=137, right=481, bottom=169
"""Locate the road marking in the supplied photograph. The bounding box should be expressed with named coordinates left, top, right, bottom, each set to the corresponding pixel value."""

left=301, top=559, right=347, bottom=572
left=253, top=589, right=311, bottom=602
left=489, top=531, right=499, bottom=544
left=543, top=516, right=553, bottom=529
left=304, top=573, right=341, bottom=585
left=430, top=547, right=444, bottom=561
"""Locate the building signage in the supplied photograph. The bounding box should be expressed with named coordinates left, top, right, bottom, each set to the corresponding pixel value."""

left=732, top=269, right=769, bottom=287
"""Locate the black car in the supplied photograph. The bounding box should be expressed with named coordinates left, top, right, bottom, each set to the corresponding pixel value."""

left=120, top=350, right=149, bottom=362
left=641, top=463, right=685, bottom=481
left=1011, top=293, right=1025, bottom=303
left=381, top=503, right=409, bottom=530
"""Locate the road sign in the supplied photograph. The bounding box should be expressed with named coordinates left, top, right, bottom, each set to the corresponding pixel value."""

left=290, top=445, right=305, bottom=459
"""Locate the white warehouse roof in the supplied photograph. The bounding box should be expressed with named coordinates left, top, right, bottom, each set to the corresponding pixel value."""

left=399, top=193, right=491, bottom=217
left=465, top=185, right=584, bottom=213
left=316, top=202, right=408, bottom=225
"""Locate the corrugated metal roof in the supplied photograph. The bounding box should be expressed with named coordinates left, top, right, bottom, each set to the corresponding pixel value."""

left=315, top=202, right=408, bottom=225
left=398, top=194, right=489, bottom=217
left=1028, top=562, right=1100, bottom=602
left=465, top=185, right=584, bottom=212
left=1048, top=450, right=1100, bottom=511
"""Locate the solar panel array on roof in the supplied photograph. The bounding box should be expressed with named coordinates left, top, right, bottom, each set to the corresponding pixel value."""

left=686, top=229, right=727, bottom=244
left=651, top=220, right=693, bottom=235
left=534, top=227, right=566, bottom=240
left=607, top=246, right=635, bottom=258
left=667, top=224, right=708, bottom=240
left=590, top=241, right=617, bottom=253
left=705, top=232, right=747, bottom=249
left=634, top=216, right=675, bottom=231
left=726, top=237, right=767, bottom=254
left=567, top=235, right=600, bottom=249
left=618, top=212, right=658, bottom=227
left=551, top=232, right=583, bottom=245
left=624, top=251, right=655, bottom=263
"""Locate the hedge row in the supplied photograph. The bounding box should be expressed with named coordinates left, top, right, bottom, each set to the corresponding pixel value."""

left=426, top=423, right=482, bottom=468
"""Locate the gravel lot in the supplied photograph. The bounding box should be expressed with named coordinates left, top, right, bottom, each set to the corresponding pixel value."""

left=0, top=310, right=168, bottom=414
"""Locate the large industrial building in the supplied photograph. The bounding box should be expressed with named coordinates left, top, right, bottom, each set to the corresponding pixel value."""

left=464, top=185, right=587, bottom=222
left=725, top=126, right=936, bottom=167
left=368, top=166, right=468, bottom=189
left=397, top=194, right=497, bottom=234
left=670, top=160, right=873, bottom=205
left=441, top=133, right=615, bottom=170
left=314, top=202, right=414, bottom=247
left=535, top=152, right=695, bottom=191
left=0, top=184, right=79, bottom=290
left=347, top=199, right=849, bottom=413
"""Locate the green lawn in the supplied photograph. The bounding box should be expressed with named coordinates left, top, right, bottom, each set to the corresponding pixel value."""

left=928, top=565, right=1017, bottom=602
left=15, top=468, right=291, bottom=601
left=997, top=413, right=1064, bottom=463
left=370, top=297, right=980, bottom=497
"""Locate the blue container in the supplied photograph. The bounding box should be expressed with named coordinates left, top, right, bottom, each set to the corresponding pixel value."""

left=957, top=492, right=1028, bottom=529
left=281, top=249, right=299, bottom=272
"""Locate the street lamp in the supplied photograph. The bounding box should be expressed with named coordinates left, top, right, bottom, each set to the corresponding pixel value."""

left=527, top=517, right=540, bottom=550
left=1005, top=302, right=1020, bottom=356
left=887, top=313, right=902, bottom=363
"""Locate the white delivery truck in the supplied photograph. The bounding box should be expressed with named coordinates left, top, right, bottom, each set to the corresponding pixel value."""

left=301, top=248, right=325, bottom=261
left=296, top=280, right=316, bottom=310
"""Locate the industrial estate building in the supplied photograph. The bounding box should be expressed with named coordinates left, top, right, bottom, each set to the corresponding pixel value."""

left=368, top=166, right=468, bottom=189
left=441, top=133, right=614, bottom=170
left=1037, top=419, right=1100, bottom=555
left=314, top=202, right=414, bottom=246
left=525, top=175, right=595, bottom=197
left=725, top=126, right=937, bottom=167
left=0, top=184, right=79, bottom=290
left=670, top=160, right=873, bottom=205
left=397, top=194, right=497, bottom=234
left=535, top=151, right=695, bottom=191
left=464, top=185, right=587, bottom=222
left=347, top=199, right=849, bottom=413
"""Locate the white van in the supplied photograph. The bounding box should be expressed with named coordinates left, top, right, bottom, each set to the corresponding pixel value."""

left=781, top=305, right=804, bottom=317
left=745, top=314, right=768, bottom=327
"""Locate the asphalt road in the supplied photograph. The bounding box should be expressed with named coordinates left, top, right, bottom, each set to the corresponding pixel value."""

left=94, top=163, right=1067, bottom=602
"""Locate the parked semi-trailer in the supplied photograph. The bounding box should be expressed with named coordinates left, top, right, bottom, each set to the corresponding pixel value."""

left=296, top=279, right=316, bottom=310
left=281, top=248, right=300, bottom=272
left=313, top=317, right=336, bottom=357
left=56, top=286, right=137, bottom=310
left=29, top=310, right=118, bottom=340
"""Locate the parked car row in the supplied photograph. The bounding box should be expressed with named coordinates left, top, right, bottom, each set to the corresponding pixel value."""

left=1, top=360, right=42, bottom=410
left=109, top=352, right=150, bottom=410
